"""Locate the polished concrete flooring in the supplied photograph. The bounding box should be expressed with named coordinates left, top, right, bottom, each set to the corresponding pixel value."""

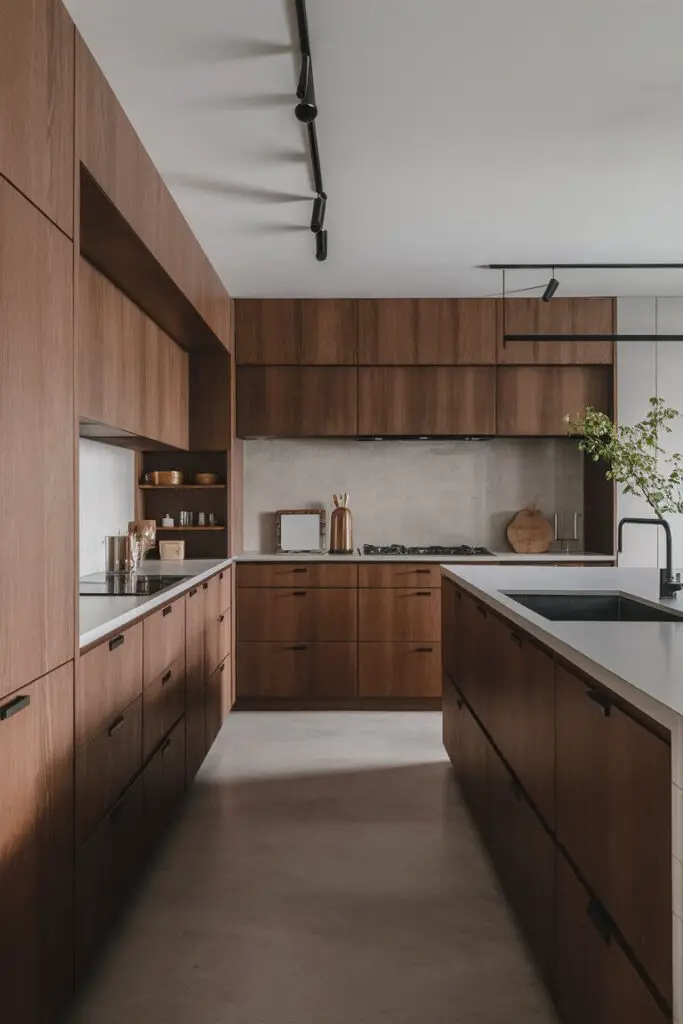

left=68, top=712, right=559, bottom=1023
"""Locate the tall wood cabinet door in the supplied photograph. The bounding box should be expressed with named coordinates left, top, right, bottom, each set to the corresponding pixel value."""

left=498, top=298, right=615, bottom=364
left=235, top=299, right=301, bottom=363
left=206, top=658, right=229, bottom=749
left=358, top=299, right=418, bottom=364
left=0, top=0, right=74, bottom=235
left=415, top=300, right=499, bottom=364
left=496, top=366, right=612, bottom=436
left=300, top=300, right=357, bottom=363
left=204, top=575, right=221, bottom=676
left=0, top=180, right=74, bottom=699
left=161, top=334, right=189, bottom=450
left=237, top=367, right=358, bottom=437
left=185, top=586, right=207, bottom=783
left=0, top=663, right=74, bottom=1024
left=358, top=367, right=496, bottom=435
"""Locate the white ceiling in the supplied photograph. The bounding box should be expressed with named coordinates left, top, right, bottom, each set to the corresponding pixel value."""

left=64, top=0, right=683, bottom=298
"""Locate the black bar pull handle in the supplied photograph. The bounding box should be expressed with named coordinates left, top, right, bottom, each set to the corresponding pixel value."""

left=219, top=663, right=225, bottom=673
left=109, top=634, right=125, bottom=652
left=585, top=689, right=611, bottom=717
left=162, top=669, right=172, bottom=686
left=415, top=569, right=431, bottom=574
left=218, top=614, right=225, bottom=623
left=219, top=572, right=224, bottom=580
left=414, top=591, right=432, bottom=597
left=292, top=591, right=308, bottom=597
left=163, top=605, right=173, bottom=617
left=203, top=582, right=208, bottom=591
left=0, top=694, right=31, bottom=721
left=108, top=715, right=125, bottom=737
left=189, top=588, right=198, bottom=598
left=291, top=567, right=307, bottom=574
left=476, top=604, right=487, bottom=616
left=587, top=899, right=612, bottom=945
left=161, top=737, right=172, bottom=754
left=288, top=644, right=309, bottom=651
left=415, top=647, right=434, bottom=653
left=510, top=632, right=523, bottom=647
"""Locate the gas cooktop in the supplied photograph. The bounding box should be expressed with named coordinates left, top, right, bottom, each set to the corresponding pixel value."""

left=79, top=573, right=191, bottom=597
left=362, top=544, right=493, bottom=557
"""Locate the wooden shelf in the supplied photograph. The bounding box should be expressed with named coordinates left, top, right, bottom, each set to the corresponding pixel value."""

left=157, top=526, right=225, bottom=532
left=138, top=484, right=225, bottom=490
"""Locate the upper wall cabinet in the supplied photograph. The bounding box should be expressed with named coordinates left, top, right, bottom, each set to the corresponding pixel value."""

left=237, top=367, right=357, bottom=437
left=0, top=179, right=74, bottom=697
left=358, top=367, right=496, bottom=436
left=498, top=298, right=615, bottom=364
left=236, top=299, right=357, bottom=364
left=358, top=299, right=499, bottom=364
left=0, top=0, right=74, bottom=235
left=497, top=366, right=613, bottom=436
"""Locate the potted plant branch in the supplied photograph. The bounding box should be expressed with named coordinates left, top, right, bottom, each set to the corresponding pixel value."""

left=566, top=396, right=683, bottom=519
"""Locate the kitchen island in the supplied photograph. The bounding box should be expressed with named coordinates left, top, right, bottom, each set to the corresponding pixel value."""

left=441, top=564, right=682, bottom=1024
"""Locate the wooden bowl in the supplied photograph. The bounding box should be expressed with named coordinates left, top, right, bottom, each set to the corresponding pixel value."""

left=146, top=470, right=183, bottom=486
left=194, top=472, right=219, bottom=485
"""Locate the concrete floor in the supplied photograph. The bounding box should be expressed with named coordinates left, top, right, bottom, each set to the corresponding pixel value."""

left=68, top=712, right=559, bottom=1024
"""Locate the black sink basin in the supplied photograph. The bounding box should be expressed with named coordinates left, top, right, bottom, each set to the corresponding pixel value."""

left=502, top=592, right=683, bottom=622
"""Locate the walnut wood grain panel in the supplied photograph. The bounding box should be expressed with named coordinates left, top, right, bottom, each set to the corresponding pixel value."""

left=496, top=366, right=612, bottom=436
left=358, top=589, right=441, bottom=642
left=358, top=367, right=496, bottom=435
left=143, top=599, right=186, bottom=688
left=498, top=298, right=615, bottom=364
left=204, top=574, right=222, bottom=677
left=76, top=694, right=143, bottom=844
left=358, top=643, right=441, bottom=697
left=142, top=715, right=186, bottom=847
left=190, top=345, right=230, bottom=449
left=300, top=299, right=357, bottom=363
left=143, top=654, right=186, bottom=762
left=235, top=299, right=301, bottom=363
left=218, top=567, right=233, bottom=614
left=0, top=663, right=74, bottom=1024
left=76, top=623, right=143, bottom=747
left=237, top=366, right=358, bottom=437
left=415, top=300, right=499, bottom=364
left=357, top=299, right=419, bottom=364
left=0, top=181, right=74, bottom=698
left=184, top=585, right=206, bottom=783
left=0, top=0, right=74, bottom=234
left=237, top=642, right=357, bottom=699
left=238, top=588, right=358, bottom=642
left=238, top=563, right=358, bottom=588
left=206, top=656, right=231, bottom=748
left=358, top=564, right=441, bottom=588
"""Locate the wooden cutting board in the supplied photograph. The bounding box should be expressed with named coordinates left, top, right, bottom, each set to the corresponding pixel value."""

left=506, top=505, right=554, bottom=554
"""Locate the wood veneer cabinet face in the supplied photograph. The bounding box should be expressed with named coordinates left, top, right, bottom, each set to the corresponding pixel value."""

left=237, top=643, right=357, bottom=699
left=238, top=588, right=358, bottom=642
left=185, top=586, right=207, bottom=783
left=0, top=179, right=74, bottom=698
left=237, top=366, right=358, bottom=437
left=0, top=0, right=74, bottom=235
left=496, top=366, right=612, bottom=436
left=498, top=298, right=615, bottom=364
left=358, top=367, right=496, bottom=435
left=358, top=299, right=499, bottom=365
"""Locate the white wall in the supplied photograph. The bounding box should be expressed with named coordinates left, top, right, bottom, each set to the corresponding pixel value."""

left=79, top=439, right=136, bottom=576
left=616, top=299, right=683, bottom=570
left=243, top=438, right=584, bottom=553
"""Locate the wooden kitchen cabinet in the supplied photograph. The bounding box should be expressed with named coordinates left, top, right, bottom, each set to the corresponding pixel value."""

left=143, top=654, right=186, bottom=762
left=496, top=365, right=612, bottom=436
left=555, top=851, right=670, bottom=1024
left=358, top=643, right=441, bottom=697
left=237, top=366, right=358, bottom=436
left=0, top=664, right=74, bottom=1024
left=300, top=299, right=357, bottom=364
left=144, top=598, right=186, bottom=687
left=555, top=664, right=672, bottom=1003
left=358, top=367, right=496, bottom=435
left=204, top=574, right=222, bottom=677
left=238, top=588, right=358, bottom=642
left=358, top=588, right=440, bottom=642
left=443, top=675, right=490, bottom=840
left=452, top=588, right=491, bottom=720
left=239, top=562, right=358, bottom=588
left=206, top=657, right=230, bottom=748
left=358, top=299, right=499, bottom=364
left=0, top=0, right=74, bottom=235
left=236, top=299, right=356, bottom=364
left=358, top=563, right=441, bottom=588
left=357, top=299, right=418, bottom=364
left=0, top=179, right=74, bottom=700
left=185, top=584, right=207, bottom=783
left=77, top=622, right=143, bottom=747
left=238, top=642, right=357, bottom=700
left=498, top=298, right=615, bottom=365
left=142, top=716, right=186, bottom=847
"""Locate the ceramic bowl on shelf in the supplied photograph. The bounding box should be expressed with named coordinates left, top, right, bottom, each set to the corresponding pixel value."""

left=194, top=472, right=219, bottom=485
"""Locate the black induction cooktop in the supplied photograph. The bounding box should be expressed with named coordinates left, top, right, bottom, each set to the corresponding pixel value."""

left=79, top=573, right=191, bottom=597
left=362, top=544, right=493, bottom=557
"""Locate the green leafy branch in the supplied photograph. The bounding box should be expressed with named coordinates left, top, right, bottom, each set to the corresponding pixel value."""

left=566, top=396, right=683, bottom=518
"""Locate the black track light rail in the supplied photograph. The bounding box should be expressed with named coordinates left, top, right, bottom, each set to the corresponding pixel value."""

left=295, top=0, right=327, bottom=260
left=488, top=263, right=683, bottom=270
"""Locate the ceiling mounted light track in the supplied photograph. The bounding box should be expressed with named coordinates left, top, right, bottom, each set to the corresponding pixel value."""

left=491, top=262, right=683, bottom=342
left=294, top=0, right=328, bottom=261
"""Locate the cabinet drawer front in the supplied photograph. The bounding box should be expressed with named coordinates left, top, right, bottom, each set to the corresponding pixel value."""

left=142, top=715, right=186, bottom=847
left=238, top=563, right=358, bottom=588
left=218, top=607, right=232, bottom=663
left=206, top=656, right=231, bottom=748
left=143, top=598, right=185, bottom=687
left=218, top=566, right=232, bottom=613
left=238, top=642, right=357, bottom=699
left=358, top=563, right=441, bottom=588
left=143, top=655, right=186, bottom=762
left=76, top=694, right=143, bottom=843
left=238, top=588, right=358, bottom=641
left=358, top=642, right=441, bottom=697
left=359, top=589, right=440, bottom=641
left=77, top=622, right=143, bottom=746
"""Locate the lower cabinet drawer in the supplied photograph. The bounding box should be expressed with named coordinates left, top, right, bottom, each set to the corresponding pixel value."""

left=206, top=655, right=231, bottom=750
left=143, top=654, right=186, bottom=761
left=218, top=566, right=232, bottom=613
left=76, top=775, right=144, bottom=979
left=358, top=642, right=441, bottom=697
left=142, top=715, right=186, bottom=847
left=238, top=642, right=358, bottom=699
left=359, top=588, right=440, bottom=641
left=358, top=563, right=441, bottom=588
left=238, top=588, right=358, bottom=641
left=143, top=598, right=185, bottom=688
left=76, top=694, right=143, bottom=843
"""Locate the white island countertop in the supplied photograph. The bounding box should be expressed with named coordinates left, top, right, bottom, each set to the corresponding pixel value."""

left=441, top=564, right=683, bottom=728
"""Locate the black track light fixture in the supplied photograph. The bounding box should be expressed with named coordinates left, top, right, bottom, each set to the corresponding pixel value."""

left=311, top=192, right=327, bottom=233
left=316, top=229, right=328, bottom=262
left=296, top=54, right=310, bottom=100
left=295, top=63, right=317, bottom=123
left=542, top=272, right=559, bottom=302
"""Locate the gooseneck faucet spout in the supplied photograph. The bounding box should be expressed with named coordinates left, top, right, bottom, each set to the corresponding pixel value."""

left=617, top=517, right=683, bottom=599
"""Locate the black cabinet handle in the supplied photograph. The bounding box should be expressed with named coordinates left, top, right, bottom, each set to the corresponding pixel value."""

left=161, top=737, right=172, bottom=754
left=202, top=582, right=208, bottom=591
left=219, top=663, right=225, bottom=673
left=291, top=567, right=307, bottom=574
left=587, top=899, right=612, bottom=945
left=476, top=605, right=487, bottom=616
left=415, top=569, right=431, bottom=575
left=287, top=644, right=308, bottom=651
left=163, top=605, right=173, bottom=617
left=109, top=634, right=125, bottom=651
left=219, top=572, right=224, bottom=580
left=108, top=715, right=125, bottom=737
left=415, top=646, right=434, bottom=652
left=585, top=689, right=611, bottom=717
left=218, top=614, right=225, bottom=623
left=414, top=591, right=432, bottom=597
left=189, top=588, right=198, bottom=598
left=162, top=669, right=172, bottom=685
left=510, top=632, right=523, bottom=647
left=0, top=694, right=31, bottom=721
left=291, top=591, right=308, bottom=597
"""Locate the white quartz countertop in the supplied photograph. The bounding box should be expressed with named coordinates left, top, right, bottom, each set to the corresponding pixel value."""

left=441, top=564, right=683, bottom=727
left=79, top=559, right=232, bottom=649
left=236, top=551, right=615, bottom=563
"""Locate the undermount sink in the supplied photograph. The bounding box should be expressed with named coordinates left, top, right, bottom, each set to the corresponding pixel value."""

left=502, top=591, right=683, bottom=623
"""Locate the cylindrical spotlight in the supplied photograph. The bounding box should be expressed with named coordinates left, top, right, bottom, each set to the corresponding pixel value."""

left=542, top=277, right=559, bottom=302
left=315, top=229, right=328, bottom=261
left=296, top=54, right=310, bottom=100
left=311, top=192, right=327, bottom=233
left=295, top=65, right=317, bottom=123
